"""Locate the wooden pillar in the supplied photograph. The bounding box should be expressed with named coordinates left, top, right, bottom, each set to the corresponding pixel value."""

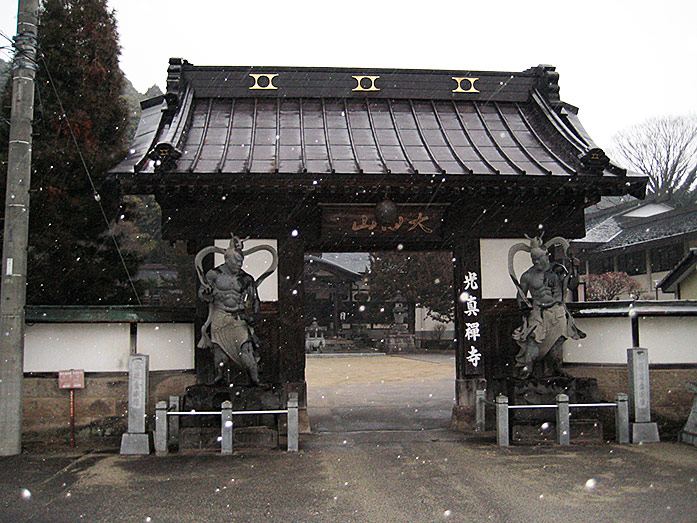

left=332, top=288, right=340, bottom=337
left=451, top=239, right=486, bottom=429
left=189, top=238, right=214, bottom=383
left=277, top=236, right=307, bottom=412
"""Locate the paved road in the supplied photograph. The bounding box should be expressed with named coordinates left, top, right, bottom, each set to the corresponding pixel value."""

left=2, top=354, right=697, bottom=522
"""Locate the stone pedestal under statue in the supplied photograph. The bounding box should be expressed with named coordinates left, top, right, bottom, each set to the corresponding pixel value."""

left=384, top=324, right=417, bottom=353
left=178, top=383, right=284, bottom=449
left=489, top=376, right=603, bottom=441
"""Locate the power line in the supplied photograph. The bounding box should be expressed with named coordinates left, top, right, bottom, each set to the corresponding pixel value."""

left=0, top=29, right=14, bottom=44
left=38, top=51, right=143, bottom=305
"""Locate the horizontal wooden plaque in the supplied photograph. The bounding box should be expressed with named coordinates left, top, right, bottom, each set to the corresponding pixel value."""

left=321, top=204, right=444, bottom=240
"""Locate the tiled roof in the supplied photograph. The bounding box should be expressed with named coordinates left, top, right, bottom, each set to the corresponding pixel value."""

left=577, top=216, right=623, bottom=245
left=319, top=253, right=369, bottom=274
left=598, top=207, right=697, bottom=251
left=305, top=254, right=363, bottom=280
left=111, top=60, right=642, bottom=197
left=576, top=204, right=697, bottom=253
left=657, top=248, right=697, bottom=292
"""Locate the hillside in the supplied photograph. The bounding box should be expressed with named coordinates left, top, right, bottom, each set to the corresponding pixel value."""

left=122, top=75, right=163, bottom=141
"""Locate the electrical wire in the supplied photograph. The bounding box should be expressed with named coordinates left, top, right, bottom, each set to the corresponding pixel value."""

left=0, top=29, right=14, bottom=44
left=37, top=51, right=142, bottom=305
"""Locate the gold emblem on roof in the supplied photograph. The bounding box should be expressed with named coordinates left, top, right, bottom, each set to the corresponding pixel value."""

left=452, top=77, right=479, bottom=93
left=249, top=74, right=279, bottom=90
left=352, top=75, right=380, bottom=92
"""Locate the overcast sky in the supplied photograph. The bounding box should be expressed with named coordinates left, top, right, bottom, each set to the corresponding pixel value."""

left=1, top=0, right=696, bottom=151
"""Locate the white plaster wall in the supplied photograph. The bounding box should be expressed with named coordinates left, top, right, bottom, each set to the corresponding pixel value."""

left=564, top=315, right=697, bottom=365
left=25, top=323, right=130, bottom=372
left=136, top=323, right=195, bottom=370
left=639, top=317, right=697, bottom=364
left=214, top=238, right=278, bottom=301
left=564, top=317, right=633, bottom=364
left=414, top=307, right=454, bottom=337
left=480, top=239, right=530, bottom=299
left=25, top=322, right=196, bottom=372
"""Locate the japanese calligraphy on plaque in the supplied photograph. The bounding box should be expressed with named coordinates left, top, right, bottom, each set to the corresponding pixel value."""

left=459, top=269, right=483, bottom=374
left=321, top=205, right=444, bottom=240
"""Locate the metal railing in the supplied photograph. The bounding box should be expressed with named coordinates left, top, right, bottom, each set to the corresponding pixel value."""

left=475, top=390, right=629, bottom=447
left=154, top=392, right=299, bottom=454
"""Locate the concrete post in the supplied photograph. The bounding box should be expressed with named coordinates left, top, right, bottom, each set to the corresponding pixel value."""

left=120, top=354, right=153, bottom=454
left=475, top=390, right=486, bottom=432
left=0, top=0, right=39, bottom=457
left=556, top=394, right=570, bottom=446
left=615, top=393, right=629, bottom=444
left=154, top=401, right=168, bottom=455
left=627, top=348, right=660, bottom=443
left=680, top=383, right=697, bottom=446
left=495, top=395, right=509, bottom=447
left=168, top=396, right=181, bottom=452
left=287, top=392, right=299, bottom=452
left=221, top=400, right=233, bottom=455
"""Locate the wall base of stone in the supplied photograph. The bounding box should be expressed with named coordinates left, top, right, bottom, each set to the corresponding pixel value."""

left=22, top=370, right=197, bottom=435
left=565, top=363, right=697, bottom=439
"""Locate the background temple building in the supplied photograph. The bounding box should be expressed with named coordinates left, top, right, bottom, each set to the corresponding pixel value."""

left=573, top=196, right=697, bottom=300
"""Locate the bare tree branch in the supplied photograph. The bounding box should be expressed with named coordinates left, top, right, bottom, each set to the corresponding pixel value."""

left=612, top=115, right=697, bottom=203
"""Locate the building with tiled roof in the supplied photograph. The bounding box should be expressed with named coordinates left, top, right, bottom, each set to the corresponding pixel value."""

left=573, top=197, right=697, bottom=299
left=657, top=248, right=697, bottom=299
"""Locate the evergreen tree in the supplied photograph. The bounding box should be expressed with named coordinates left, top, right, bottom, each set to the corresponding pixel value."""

left=1, top=0, right=141, bottom=305
left=367, top=251, right=454, bottom=323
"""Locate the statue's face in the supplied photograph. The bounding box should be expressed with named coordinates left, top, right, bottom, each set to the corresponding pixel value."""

left=531, top=250, right=549, bottom=270
left=224, top=251, right=243, bottom=273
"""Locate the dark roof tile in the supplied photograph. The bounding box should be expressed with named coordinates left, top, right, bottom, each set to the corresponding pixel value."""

left=111, top=62, right=643, bottom=198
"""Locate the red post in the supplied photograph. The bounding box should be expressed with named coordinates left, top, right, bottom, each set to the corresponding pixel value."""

left=59, top=370, right=84, bottom=448
left=70, top=388, right=75, bottom=448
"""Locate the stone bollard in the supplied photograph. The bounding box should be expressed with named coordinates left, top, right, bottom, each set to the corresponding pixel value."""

left=556, top=394, right=570, bottom=446
left=120, top=354, right=153, bottom=455
left=680, top=382, right=697, bottom=446
left=221, top=400, right=233, bottom=455
left=287, top=392, right=299, bottom=452
left=154, top=401, right=168, bottom=456
left=627, top=348, right=660, bottom=443
left=475, top=389, right=486, bottom=432
left=168, top=396, right=181, bottom=452
left=495, top=395, right=509, bottom=447
left=615, top=393, right=629, bottom=444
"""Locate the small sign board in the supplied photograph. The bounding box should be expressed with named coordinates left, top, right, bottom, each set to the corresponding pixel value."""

left=58, top=369, right=85, bottom=389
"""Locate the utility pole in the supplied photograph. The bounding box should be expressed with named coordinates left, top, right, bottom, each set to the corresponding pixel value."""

left=0, top=0, right=39, bottom=456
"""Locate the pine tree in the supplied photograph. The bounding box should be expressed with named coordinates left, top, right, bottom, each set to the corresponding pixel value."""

left=1, top=0, right=141, bottom=305
left=367, top=251, right=454, bottom=323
